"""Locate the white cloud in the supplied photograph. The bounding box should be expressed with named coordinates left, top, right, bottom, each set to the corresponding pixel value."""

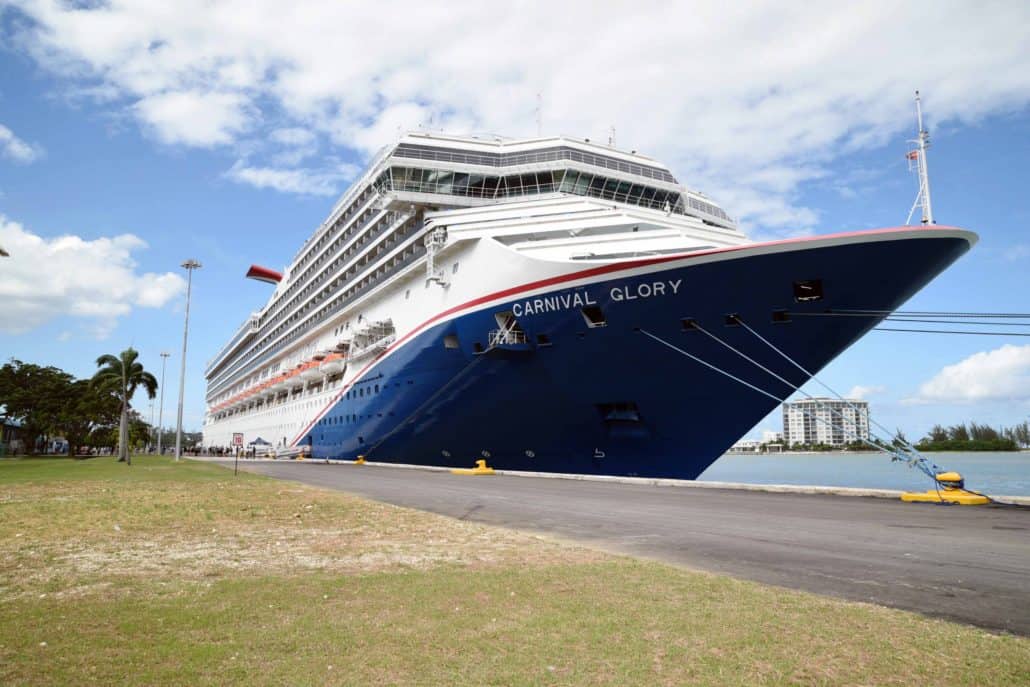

left=847, top=385, right=886, bottom=400
left=133, top=90, right=251, bottom=147
left=269, top=127, right=315, bottom=147
left=912, top=345, right=1030, bottom=403
left=1006, top=244, right=1030, bottom=261
left=9, top=1, right=1030, bottom=226
left=0, top=214, right=186, bottom=338
left=225, top=159, right=360, bottom=196
left=0, top=123, right=42, bottom=163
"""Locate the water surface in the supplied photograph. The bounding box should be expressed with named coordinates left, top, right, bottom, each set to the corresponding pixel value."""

left=698, top=451, right=1030, bottom=496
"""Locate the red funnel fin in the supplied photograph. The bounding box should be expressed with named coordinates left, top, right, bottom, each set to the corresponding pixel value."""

left=246, top=265, right=282, bottom=284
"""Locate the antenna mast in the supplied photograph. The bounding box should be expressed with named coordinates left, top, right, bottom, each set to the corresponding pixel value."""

left=535, top=92, right=542, bottom=137
left=905, top=90, right=935, bottom=225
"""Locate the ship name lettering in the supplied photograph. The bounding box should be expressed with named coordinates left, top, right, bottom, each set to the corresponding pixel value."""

left=610, top=279, right=682, bottom=302
left=512, top=290, right=596, bottom=317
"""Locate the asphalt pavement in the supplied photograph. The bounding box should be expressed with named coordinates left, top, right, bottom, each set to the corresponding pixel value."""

left=207, top=458, right=1030, bottom=635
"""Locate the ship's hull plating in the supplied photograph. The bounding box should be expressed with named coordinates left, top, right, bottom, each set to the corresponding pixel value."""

left=297, top=230, right=971, bottom=479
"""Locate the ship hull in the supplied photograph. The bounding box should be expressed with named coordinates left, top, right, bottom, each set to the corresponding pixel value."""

left=298, top=229, right=972, bottom=479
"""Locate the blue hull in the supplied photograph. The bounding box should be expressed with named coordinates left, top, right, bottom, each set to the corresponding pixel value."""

left=301, top=233, right=970, bottom=479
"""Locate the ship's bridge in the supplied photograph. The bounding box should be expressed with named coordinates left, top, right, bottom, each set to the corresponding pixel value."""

left=361, top=132, right=735, bottom=231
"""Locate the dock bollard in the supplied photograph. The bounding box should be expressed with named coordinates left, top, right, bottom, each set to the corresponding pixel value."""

left=354, top=455, right=366, bottom=465
left=450, top=459, right=495, bottom=475
left=900, top=472, right=990, bottom=505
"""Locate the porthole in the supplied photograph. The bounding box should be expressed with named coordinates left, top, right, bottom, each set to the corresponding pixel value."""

left=525, top=450, right=536, bottom=458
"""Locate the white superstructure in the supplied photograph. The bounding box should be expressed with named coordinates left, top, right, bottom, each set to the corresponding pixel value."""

left=202, top=132, right=745, bottom=450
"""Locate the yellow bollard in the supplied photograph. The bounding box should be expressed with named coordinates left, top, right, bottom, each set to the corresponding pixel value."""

left=354, top=455, right=366, bottom=465
left=451, top=459, right=495, bottom=475
left=900, top=472, right=990, bottom=505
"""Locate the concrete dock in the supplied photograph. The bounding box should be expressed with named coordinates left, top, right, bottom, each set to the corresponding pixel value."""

left=207, top=459, right=1030, bottom=635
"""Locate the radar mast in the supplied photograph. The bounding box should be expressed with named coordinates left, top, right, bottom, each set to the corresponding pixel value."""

left=906, top=90, right=935, bottom=225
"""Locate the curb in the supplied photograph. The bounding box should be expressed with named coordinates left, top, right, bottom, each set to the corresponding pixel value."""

left=194, top=456, right=1030, bottom=506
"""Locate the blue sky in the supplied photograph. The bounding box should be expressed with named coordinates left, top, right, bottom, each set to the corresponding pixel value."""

left=1, top=1, right=1028, bottom=440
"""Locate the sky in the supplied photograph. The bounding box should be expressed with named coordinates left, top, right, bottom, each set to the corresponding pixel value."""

left=0, top=0, right=1028, bottom=441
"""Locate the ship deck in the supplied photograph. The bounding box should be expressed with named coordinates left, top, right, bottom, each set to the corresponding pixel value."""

left=202, top=458, right=1029, bottom=635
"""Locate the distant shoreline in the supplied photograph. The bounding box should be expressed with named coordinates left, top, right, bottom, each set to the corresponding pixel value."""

left=725, top=449, right=1029, bottom=455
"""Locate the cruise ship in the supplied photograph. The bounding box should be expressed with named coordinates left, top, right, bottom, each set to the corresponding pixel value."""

left=202, top=131, right=975, bottom=478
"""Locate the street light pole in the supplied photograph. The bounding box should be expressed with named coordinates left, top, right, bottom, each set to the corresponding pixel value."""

left=174, top=259, right=201, bottom=462
left=157, top=351, right=170, bottom=455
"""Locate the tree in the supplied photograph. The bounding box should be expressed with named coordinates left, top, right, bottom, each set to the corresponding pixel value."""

left=968, top=421, right=1000, bottom=442
left=0, top=359, right=74, bottom=453
left=1015, top=421, right=1030, bottom=449
left=947, top=424, right=970, bottom=442
left=59, top=379, right=121, bottom=455
left=891, top=428, right=909, bottom=449
left=127, top=411, right=152, bottom=450
left=926, top=424, right=949, bottom=443
left=90, top=348, right=158, bottom=465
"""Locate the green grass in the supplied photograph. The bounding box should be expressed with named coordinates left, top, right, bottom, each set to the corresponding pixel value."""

left=0, top=454, right=234, bottom=484
left=1, top=456, right=1028, bottom=686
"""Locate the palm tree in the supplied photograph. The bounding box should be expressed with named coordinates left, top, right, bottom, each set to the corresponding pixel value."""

left=91, top=348, right=158, bottom=465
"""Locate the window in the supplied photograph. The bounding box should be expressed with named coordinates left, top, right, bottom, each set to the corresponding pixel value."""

left=451, top=262, right=459, bottom=274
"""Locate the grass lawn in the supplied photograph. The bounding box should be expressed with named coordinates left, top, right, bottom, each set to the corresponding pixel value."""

left=1, top=455, right=1027, bottom=686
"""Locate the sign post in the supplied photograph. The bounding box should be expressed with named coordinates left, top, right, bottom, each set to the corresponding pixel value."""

left=232, top=433, right=243, bottom=476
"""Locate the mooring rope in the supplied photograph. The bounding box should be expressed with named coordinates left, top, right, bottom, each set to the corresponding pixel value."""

left=686, top=320, right=944, bottom=489
left=639, top=324, right=947, bottom=494
left=873, top=327, right=1030, bottom=337
left=637, top=328, right=925, bottom=474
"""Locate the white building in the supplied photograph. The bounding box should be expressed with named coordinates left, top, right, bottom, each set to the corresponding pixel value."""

left=782, top=398, right=869, bottom=447
left=729, top=438, right=762, bottom=453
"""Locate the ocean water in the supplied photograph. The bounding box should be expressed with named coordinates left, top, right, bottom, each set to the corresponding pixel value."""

left=698, top=451, right=1030, bottom=496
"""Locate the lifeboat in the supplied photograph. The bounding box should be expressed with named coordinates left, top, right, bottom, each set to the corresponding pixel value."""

left=319, top=356, right=346, bottom=376
left=299, top=364, right=323, bottom=381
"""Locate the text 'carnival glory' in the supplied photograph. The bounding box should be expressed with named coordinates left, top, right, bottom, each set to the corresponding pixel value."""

left=203, top=132, right=974, bottom=478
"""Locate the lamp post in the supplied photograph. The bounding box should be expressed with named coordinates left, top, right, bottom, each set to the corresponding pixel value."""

left=157, top=351, right=170, bottom=455
left=174, top=259, right=201, bottom=461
